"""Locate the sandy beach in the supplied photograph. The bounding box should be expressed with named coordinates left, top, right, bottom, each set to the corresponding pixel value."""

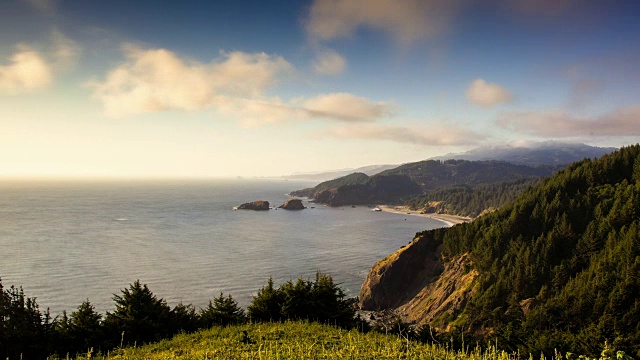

left=377, top=205, right=472, bottom=227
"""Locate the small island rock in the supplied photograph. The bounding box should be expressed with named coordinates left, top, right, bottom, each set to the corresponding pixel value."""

left=237, top=200, right=270, bottom=210
left=278, top=198, right=306, bottom=210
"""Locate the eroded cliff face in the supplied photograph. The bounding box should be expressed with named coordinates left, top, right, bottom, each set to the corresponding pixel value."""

left=396, top=254, right=478, bottom=329
left=359, top=234, right=478, bottom=329
left=359, top=235, right=443, bottom=310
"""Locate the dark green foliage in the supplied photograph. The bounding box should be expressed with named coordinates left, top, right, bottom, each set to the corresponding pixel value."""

left=413, top=145, right=640, bottom=357
left=56, top=300, right=103, bottom=355
left=0, top=279, right=52, bottom=358
left=380, top=159, right=553, bottom=191
left=406, top=178, right=540, bottom=217
left=169, top=302, right=199, bottom=334
left=248, top=273, right=356, bottom=328
left=102, top=280, right=172, bottom=346
left=199, top=293, right=245, bottom=327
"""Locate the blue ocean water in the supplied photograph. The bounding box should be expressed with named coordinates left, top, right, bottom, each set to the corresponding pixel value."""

left=0, top=179, right=446, bottom=316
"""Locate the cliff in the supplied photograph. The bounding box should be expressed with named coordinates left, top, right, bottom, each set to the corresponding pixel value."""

left=359, top=234, right=477, bottom=329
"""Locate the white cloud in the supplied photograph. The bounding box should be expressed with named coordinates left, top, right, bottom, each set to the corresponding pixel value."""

left=323, top=123, right=483, bottom=146
left=465, top=79, right=513, bottom=107
left=306, top=0, right=461, bottom=45
left=298, top=93, right=390, bottom=122
left=313, top=49, right=346, bottom=75
left=88, top=45, right=392, bottom=124
left=496, top=105, right=640, bottom=137
left=0, top=45, right=53, bottom=94
left=87, top=46, right=293, bottom=117
left=218, top=93, right=392, bottom=127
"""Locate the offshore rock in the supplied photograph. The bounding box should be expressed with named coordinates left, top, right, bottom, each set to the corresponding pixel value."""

left=278, top=198, right=306, bottom=210
left=237, top=200, right=270, bottom=210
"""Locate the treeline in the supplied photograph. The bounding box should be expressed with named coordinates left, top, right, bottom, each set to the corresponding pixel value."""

left=405, top=178, right=541, bottom=217
left=0, top=273, right=357, bottom=359
left=414, top=145, right=640, bottom=357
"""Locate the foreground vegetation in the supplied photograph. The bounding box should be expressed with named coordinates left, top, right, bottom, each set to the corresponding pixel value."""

left=64, top=321, right=627, bottom=360
left=0, top=274, right=356, bottom=359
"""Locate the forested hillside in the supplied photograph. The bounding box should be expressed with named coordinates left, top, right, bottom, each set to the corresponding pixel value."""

left=406, top=178, right=540, bottom=217
left=384, top=145, right=640, bottom=356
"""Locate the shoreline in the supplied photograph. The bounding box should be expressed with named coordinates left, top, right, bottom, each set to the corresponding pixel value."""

left=377, top=205, right=472, bottom=227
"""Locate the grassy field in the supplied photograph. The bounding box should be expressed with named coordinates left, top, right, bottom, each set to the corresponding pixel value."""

left=67, top=321, right=519, bottom=360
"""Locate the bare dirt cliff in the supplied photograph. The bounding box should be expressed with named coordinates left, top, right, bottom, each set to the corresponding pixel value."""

left=359, top=234, right=478, bottom=329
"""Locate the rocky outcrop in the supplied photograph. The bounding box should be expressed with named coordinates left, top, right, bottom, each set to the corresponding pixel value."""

left=278, top=199, right=305, bottom=210
left=237, top=200, right=270, bottom=210
left=359, top=233, right=478, bottom=330
left=359, top=235, right=444, bottom=310
left=396, top=254, right=478, bottom=329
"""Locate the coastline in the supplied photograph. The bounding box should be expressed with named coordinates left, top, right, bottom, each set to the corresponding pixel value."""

left=377, top=205, right=472, bottom=227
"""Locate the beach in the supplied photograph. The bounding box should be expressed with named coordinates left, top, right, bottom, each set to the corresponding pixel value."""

left=377, top=205, right=472, bottom=227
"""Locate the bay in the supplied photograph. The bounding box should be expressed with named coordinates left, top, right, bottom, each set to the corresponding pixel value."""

left=0, top=178, right=445, bottom=316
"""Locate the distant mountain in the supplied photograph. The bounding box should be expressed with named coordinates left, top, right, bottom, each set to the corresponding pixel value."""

left=291, top=160, right=555, bottom=207
left=430, top=141, right=616, bottom=167
left=282, top=164, right=398, bottom=181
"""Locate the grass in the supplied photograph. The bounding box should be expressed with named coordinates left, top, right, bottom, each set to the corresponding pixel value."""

left=68, top=321, right=520, bottom=360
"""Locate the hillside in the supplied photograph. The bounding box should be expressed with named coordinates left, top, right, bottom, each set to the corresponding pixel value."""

left=406, top=178, right=541, bottom=217
left=71, top=321, right=578, bottom=359
left=291, top=160, right=553, bottom=207
left=360, top=145, right=640, bottom=357
left=282, top=164, right=398, bottom=181
left=289, top=172, right=369, bottom=198
left=430, top=141, right=616, bottom=167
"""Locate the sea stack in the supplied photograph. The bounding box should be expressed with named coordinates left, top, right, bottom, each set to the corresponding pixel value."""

left=278, top=199, right=306, bottom=210
left=237, top=200, right=270, bottom=210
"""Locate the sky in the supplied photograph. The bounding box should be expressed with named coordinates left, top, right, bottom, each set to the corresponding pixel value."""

left=2, top=0, right=640, bottom=178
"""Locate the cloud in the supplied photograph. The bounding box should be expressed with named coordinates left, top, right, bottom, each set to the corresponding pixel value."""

left=323, top=123, right=484, bottom=146
left=313, top=49, right=346, bottom=75
left=465, top=79, right=513, bottom=107
left=217, top=93, right=392, bottom=127
left=306, top=0, right=461, bottom=45
left=87, top=46, right=293, bottom=117
left=51, top=29, right=81, bottom=70
left=0, top=45, right=53, bottom=94
left=298, top=93, right=390, bottom=122
left=496, top=106, right=640, bottom=137
left=88, top=45, right=392, bottom=123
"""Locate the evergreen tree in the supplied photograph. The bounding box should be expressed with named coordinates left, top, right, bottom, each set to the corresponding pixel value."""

left=102, top=280, right=171, bottom=347
left=247, top=277, right=284, bottom=322
left=199, top=293, right=245, bottom=327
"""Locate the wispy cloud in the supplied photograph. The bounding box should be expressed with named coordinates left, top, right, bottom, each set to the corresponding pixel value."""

left=50, top=29, right=81, bottom=70
left=0, top=45, right=53, bottom=94
left=496, top=105, right=640, bottom=137
left=87, top=45, right=392, bottom=124
left=465, top=79, right=513, bottom=107
left=306, top=0, right=461, bottom=45
left=218, top=93, right=392, bottom=127
left=87, top=46, right=293, bottom=117
left=323, top=123, right=484, bottom=146
left=312, top=49, right=346, bottom=75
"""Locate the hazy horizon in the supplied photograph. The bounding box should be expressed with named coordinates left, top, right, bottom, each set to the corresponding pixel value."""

left=2, top=1, right=640, bottom=178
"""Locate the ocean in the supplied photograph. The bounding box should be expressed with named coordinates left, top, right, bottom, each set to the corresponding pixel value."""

left=0, top=178, right=446, bottom=316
